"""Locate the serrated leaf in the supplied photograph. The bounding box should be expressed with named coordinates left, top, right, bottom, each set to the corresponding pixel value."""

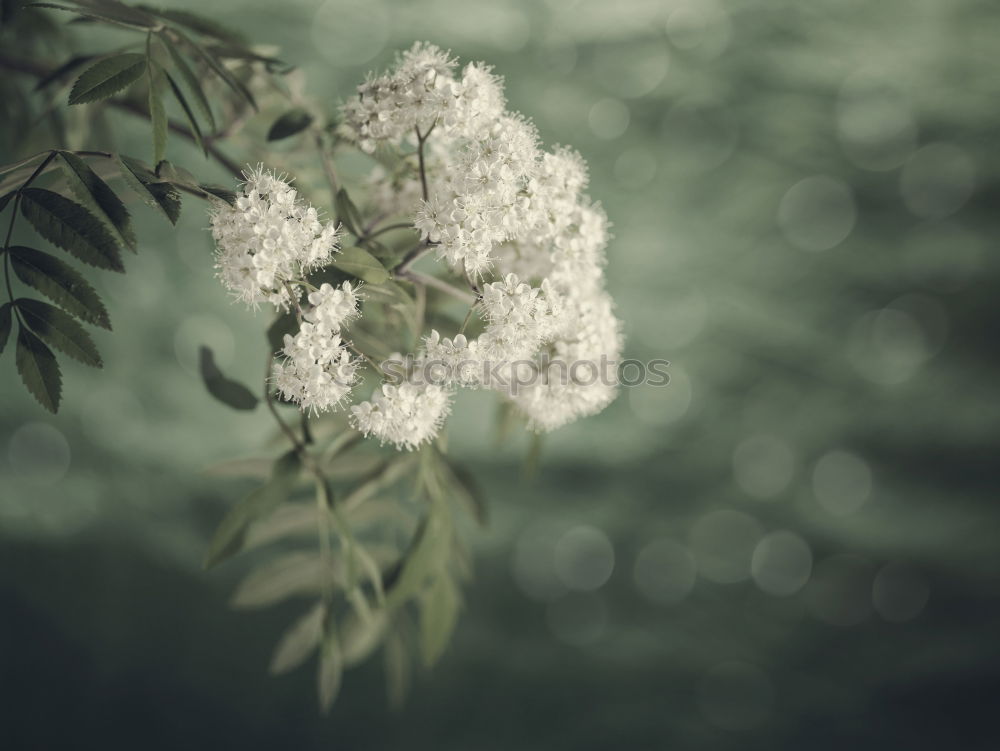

left=199, top=345, right=257, bottom=410
left=68, top=53, right=147, bottom=104
left=269, top=602, right=325, bottom=675
left=199, top=184, right=236, bottom=205
left=267, top=108, right=313, bottom=141
left=334, top=188, right=363, bottom=236
left=15, top=325, right=61, bottom=413
left=147, top=60, right=168, bottom=165
left=9, top=246, right=110, bottom=329
left=230, top=552, right=331, bottom=609
left=57, top=151, right=135, bottom=251
left=117, top=155, right=181, bottom=223
left=161, top=35, right=214, bottom=130
left=317, top=625, right=343, bottom=714
left=17, top=298, right=101, bottom=367
left=30, top=2, right=156, bottom=30
left=419, top=573, right=460, bottom=667
left=0, top=303, right=11, bottom=354
left=19, top=188, right=123, bottom=271
left=333, top=245, right=389, bottom=284
left=164, top=70, right=205, bottom=156
left=203, top=449, right=300, bottom=568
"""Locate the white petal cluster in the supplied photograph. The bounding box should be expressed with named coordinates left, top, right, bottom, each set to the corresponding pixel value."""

left=210, top=166, right=341, bottom=307
left=271, top=280, right=363, bottom=413
left=350, top=383, right=452, bottom=451
left=341, top=43, right=624, bottom=437
left=273, top=323, right=358, bottom=414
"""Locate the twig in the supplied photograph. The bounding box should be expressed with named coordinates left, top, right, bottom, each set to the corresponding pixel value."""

left=396, top=269, right=476, bottom=305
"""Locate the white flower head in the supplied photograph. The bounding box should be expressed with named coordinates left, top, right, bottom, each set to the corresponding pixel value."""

left=211, top=165, right=341, bottom=308
left=273, top=323, right=359, bottom=414
left=350, top=382, right=452, bottom=451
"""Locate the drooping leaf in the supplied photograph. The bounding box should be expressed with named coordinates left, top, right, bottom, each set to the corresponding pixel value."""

left=332, top=245, right=390, bottom=284
left=269, top=602, right=325, bottom=675
left=386, top=495, right=452, bottom=608
left=442, top=459, right=489, bottom=526
left=317, top=624, right=343, bottom=714
left=203, top=449, right=300, bottom=568
left=199, top=345, right=258, bottom=410
left=68, top=53, right=147, bottom=104
left=383, top=629, right=411, bottom=710
left=267, top=108, right=314, bottom=141
left=419, top=573, right=460, bottom=667
left=175, top=29, right=257, bottom=110
left=161, top=34, right=215, bottom=129
left=334, top=188, right=363, bottom=236
left=57, top=151, right=135, bottom=251
left=147, top=60, right=168, bottom=165
left=15, top=324, right=61, bottom=413
left=0, top=302, right=11, bottom=353
left=9, top=246, right=110, bottom=329
left=16, top=298, right=102, bottom=367
left=230, top=552, right=331, bottom=609
left=116, top=155, right=181, bottom=223
left=19, top=188, right=124, bottom=271
left=164, top=70, right=205, bottom=155
left=341, top=609, right=388, bottom=667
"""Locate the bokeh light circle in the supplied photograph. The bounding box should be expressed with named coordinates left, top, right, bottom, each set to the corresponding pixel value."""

left=751, top=530, right=813, bottom=596
left=633, top=539, right=697, bottom=604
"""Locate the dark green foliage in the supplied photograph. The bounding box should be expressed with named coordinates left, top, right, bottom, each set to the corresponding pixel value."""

left=19, top=187, right=124, bottom=271
left=267, top=108, right=314, bottom=141
left=8, top=245, right=110, bottom=329
left=15, top=324, right=61, bottom=412
left=16, top=297, right=102, bottom=367
left=67, top=52, right=146, bottom=104
left=198, top=345, right=258, bottom=411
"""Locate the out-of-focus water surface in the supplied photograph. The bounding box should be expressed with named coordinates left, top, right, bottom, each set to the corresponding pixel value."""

left=2, top=0, right=999, bottom=748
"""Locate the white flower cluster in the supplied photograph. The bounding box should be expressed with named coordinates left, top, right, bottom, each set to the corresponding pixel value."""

left=272, top=282, right=362, bottom=414
left=351, top=383, right=451, bottom=451
left=342, top=43, right=622, bottom=436
left=210, top=166, right=341, bottom=307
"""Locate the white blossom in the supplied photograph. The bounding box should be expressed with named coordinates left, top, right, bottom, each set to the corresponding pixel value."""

left=273, top=323, right=359, bottom=414
left=210, top=166, right=340, bottom=308
left=350, top=382, right=452, bottom=451
left=305, top=281, right=361, bottom=330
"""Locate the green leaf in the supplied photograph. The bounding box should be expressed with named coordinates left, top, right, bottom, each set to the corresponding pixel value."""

left=175, top=29, right=257, bottom=110
left=161, top=34, right=215, bottom=129
left=116, top=155, right=181, bottom=223
left=203, top=449, right=300, bottom=568
left=230, top=552, right=331, bottom=609
left=419, top=573, right=460, bottom=667
left=147, top=61, right=168, bottom=165
left=15, top=324, right=61, bottom=413
left=9, top=246, right=110, bottom=329
left=442, top=459, right=488, bottom=526
left=332, top=245, right=389, bottom=284
left=29, top=2, right=156, bottom=30
left=199, top=345, right=258, bottom=410
left=16, top=298, right=102, bottom=367
left=199, top=184, right=236, bottom=206
left=269, top=602, right=325, bottom=675
left=0, top=190, right=13, bottom=215
left=386, top=494, right=452, bottom=608
left=383, top=629, right=411, bottom=710
left=68, top=53, right=147, bottom=104
left=19, top=188, right=124, bottom=272
left=267, top=108, right=314, bottom=141
left=57, top=151, right=135, bottom=251
left=317, top=624, right=343, bottom=714
left=0, top=303, right=11, bottom=354
left=334, top=188, right=363, bottom=236
left=164, top=70, right=205, bottom=156
left=341, top=608, right=388, bottom=667
left=135, top=6, right=247, bottom=45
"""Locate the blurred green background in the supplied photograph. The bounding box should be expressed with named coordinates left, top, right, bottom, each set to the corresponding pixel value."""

left=2, top=0, right=1000, bottom=747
